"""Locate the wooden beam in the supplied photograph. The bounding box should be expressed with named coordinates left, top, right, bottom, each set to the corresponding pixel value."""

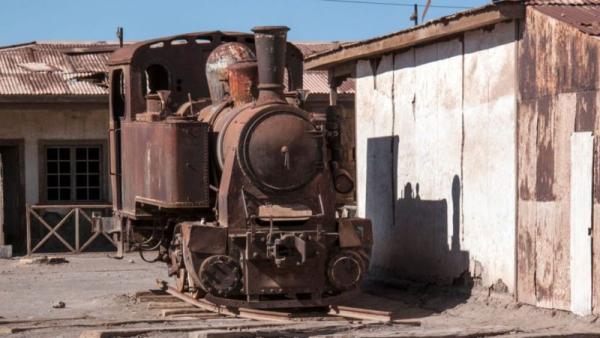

left=305, top=4, right=524, bottom=71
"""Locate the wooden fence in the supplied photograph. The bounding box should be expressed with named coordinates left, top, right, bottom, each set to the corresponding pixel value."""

left=26, top=204, right=115, bottom=255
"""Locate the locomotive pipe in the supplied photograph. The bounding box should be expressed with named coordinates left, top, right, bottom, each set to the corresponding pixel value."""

left=251, top=26, right=289, bottom=104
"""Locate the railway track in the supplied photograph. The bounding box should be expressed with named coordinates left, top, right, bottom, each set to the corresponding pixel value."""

left=151, top=279, right=396, bottom=323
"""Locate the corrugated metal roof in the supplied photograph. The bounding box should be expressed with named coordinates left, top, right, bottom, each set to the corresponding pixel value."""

left=533, top=5, right=600, bottom=35
left=0, top=40, right=353, bottom=97
left=304, top=71, right=355, bottom=94
left=0, top=41, right=118, bottom=96
left=525, top=0, right=600, bottom=5
left=294, top=42, right=346, bottom=58
left=294, top=43, right=355, bottom=94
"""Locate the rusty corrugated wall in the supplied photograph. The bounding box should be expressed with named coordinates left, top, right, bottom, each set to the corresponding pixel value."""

left=517, top=5, right=600, bottom=312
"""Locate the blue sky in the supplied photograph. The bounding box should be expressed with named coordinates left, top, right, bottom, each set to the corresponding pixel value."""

left=0, top=0, right=490, bottom=46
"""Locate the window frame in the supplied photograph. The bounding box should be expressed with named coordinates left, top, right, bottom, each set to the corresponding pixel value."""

left=38, top=140, right=109, bottom=205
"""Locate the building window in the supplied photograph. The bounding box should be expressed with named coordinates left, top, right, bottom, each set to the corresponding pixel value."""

left=44, top=145, right=103, bottom=202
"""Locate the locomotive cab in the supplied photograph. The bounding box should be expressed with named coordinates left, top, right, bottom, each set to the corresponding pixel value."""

left=106, top=27, right=373, bottom=308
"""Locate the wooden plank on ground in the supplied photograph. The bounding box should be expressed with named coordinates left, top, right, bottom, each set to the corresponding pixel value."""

left=138, top=295, right=181, bottom=303
left=160, top=309, right=209, bottom=318
left=237, top=308, right=292, bottom=323
left=147, top=302, right=195, bottom=310
left=135, top=290, right=167, bottom=298
left=79, top=322, right=289, bottom=338
left=329, top=305, right=393, bottom=322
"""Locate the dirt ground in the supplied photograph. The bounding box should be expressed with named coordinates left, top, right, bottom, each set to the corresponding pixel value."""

left=1, top=253, right=600, bottom=337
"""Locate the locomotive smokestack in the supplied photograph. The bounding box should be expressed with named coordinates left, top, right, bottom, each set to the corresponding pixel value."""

left=251, top=26, right=289, bottom=104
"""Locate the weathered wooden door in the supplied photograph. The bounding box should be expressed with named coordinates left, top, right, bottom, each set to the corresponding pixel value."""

left=0, top=153, right=4, bottom=246
left=570, top=132, right=593, bottom=315
left=0, top=145, right=24, bottom=253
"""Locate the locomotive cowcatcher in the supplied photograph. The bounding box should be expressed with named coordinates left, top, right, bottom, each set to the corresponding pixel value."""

left=104, top=26, right=373, bottom=308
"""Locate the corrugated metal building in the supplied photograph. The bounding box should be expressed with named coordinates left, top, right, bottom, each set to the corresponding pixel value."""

left=0, top=40, right=354, bottom=255
left=306, top=0, right=600, bottom=315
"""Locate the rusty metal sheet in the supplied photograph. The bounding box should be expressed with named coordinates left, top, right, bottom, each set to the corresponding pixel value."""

left=533, top=202, right=557, bottom=308
left=516, top=5, right=596, bottom=310
left=120, top=120, right=210, bottom=213
left=338, top=218, right=373, bottom=249
left=534, top=5, right=600, bottom=35
left=107, top=31, right=255, bottom=66
left=517, top=200, right=537, bottom=305
left=526, top=0, right=600, bottom=5
left=518, top=101, right=538, bottom=201
left=182, top=222, right=227, bottom=255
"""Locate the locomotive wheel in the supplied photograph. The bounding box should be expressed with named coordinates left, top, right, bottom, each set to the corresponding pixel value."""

left=327, top=250, right=365, bottom=291
left=175, top=268, right=188, bottom=292
left=198, top=255, right=241, bottom=296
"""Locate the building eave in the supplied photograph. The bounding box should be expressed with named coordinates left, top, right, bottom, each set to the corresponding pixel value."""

left=305, top=2, right=525, bottom=72
left=0, top=94, right=108, bottom=104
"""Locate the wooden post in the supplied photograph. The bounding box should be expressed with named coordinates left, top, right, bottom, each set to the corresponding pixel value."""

left=0, top=153, right=4, bottom=246
left=25, top=204, right=31, bottom=255
left=75, top=208, right=80, bottom=252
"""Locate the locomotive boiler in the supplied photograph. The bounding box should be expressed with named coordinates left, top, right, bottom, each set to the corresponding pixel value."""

left=105, top=26, right=372, bottom=308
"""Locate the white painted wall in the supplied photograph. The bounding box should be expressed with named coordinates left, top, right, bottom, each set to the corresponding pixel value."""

left=355, top=21, right=517, bottom=291
left=0, top=103, right=108, bottom=205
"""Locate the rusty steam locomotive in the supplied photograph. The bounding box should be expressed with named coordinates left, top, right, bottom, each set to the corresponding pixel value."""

left=105, top=26, right=372, bottom=308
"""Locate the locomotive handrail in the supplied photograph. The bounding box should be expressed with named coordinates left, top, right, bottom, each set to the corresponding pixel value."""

left=26, top=204, right=115, bottom=255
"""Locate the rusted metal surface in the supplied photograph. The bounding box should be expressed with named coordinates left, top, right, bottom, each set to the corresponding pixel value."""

left=206, top=42, right=255, bottom=103
left=516, top=5, right=600, bottom=311
left=107, top=26, right=371, bottom=309
left=253, top=26, right=289, bottom=104
left=0, top=40, right=345, bottom=98
left=120, top=120, right=210, bottom=214
left=525, top=0, right=600, bottom=5
left=534, top=5, right=600, bottom=35
left=228, top=61, right=258, bottom=105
